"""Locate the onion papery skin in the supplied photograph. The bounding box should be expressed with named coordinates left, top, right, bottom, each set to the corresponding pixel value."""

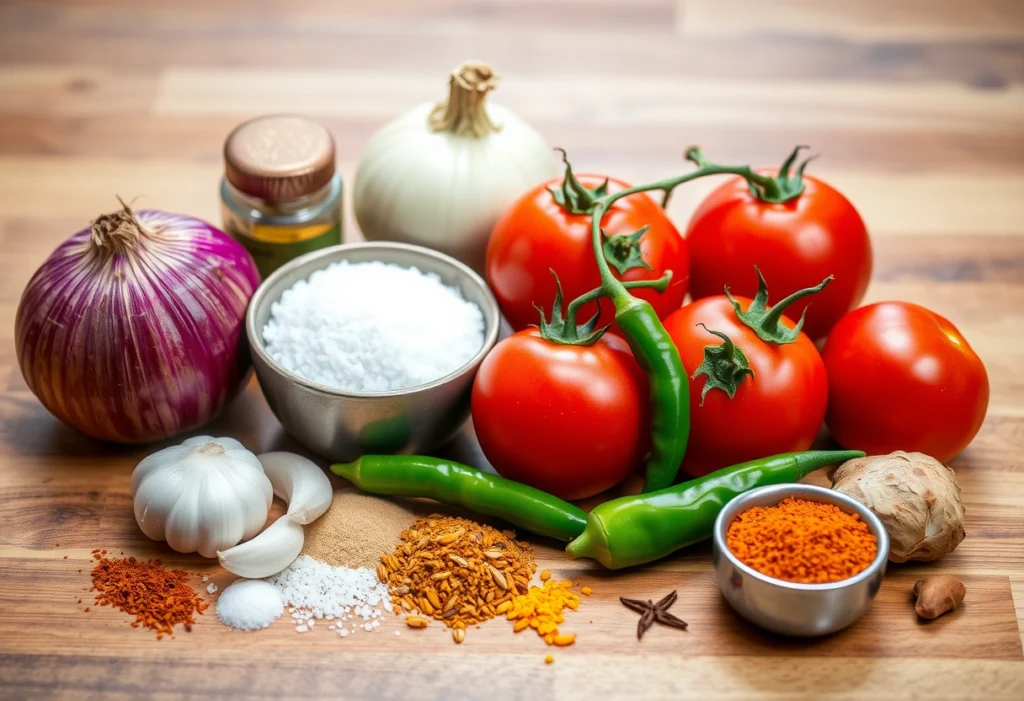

left=15, top=207, right=261, bottom=443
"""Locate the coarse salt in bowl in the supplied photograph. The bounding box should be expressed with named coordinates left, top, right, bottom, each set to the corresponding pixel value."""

left=246, top=242, right=500, bottom=461
left=262, top=259, right=485, bottom=393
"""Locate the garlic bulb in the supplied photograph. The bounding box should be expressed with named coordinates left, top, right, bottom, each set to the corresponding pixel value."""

left=131, top=436, right=272, bottom=558
left=218, top=451, right=334, bottom=578
left=353, top=60, right=557, bottom=273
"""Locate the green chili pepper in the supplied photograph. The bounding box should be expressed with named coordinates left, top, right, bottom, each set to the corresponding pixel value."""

left=330, top=455, right=588, bottom=542
left=559, top=145, right=816, bottom=493
left=565, top=449, right=865, bottom=569
left=570, top=193, right=689, bottom=493
left=610, top=294, right=689, bottom=493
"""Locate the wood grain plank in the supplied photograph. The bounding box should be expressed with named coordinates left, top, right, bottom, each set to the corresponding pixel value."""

left=1, top=9, right=1021, bottom=85
left=153, top=68, right=1024, bottom=134
left=1014, top=576, right=1024, bottom=649
left=4, top=0, right=677, bottom=29
left=552, top=656, right=1024, bottom=701
left=0, top=66, right=156, bottom=116
left=2, top=115, right=1024, bottom=176
left=1, top=652, right=1022, bottom=701
left=872, top=235, right=1024, bottom=284
left=678, top=0, right=1024, bottom=41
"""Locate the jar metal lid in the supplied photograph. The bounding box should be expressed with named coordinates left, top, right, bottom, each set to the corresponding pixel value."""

left=224, top=114, right=336, bottom=202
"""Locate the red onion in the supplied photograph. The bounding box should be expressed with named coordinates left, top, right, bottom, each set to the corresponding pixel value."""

left=15, top=199, right=261, bottom=443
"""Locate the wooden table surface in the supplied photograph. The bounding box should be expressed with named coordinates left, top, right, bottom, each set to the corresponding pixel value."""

left=2, top=1, right=1024, bottom=699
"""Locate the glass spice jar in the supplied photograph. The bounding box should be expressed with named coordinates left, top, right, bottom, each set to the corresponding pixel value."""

left=220, top=114, right=343, bottom=278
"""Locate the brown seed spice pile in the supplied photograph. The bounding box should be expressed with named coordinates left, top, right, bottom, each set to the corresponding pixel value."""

left=380, top=514, right=536, bottom=643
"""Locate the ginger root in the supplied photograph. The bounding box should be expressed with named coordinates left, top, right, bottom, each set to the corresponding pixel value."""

left=914, top=575, right=966, bottom=619
left=831, top=451, right=965, bottom=562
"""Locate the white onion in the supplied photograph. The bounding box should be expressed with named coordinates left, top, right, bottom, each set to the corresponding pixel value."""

left=353, top=61, right=557, bottom=272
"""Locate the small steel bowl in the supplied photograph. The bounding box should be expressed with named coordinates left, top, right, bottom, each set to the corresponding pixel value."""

left=246, top=241, right=501, bottom=461
left=712, top=483, right=889, bottom=637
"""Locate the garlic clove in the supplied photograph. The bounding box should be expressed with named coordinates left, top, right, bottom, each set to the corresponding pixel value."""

left=133, top=462, right=182, bottom=542
left=258, top=452, right=333, bottom=525
left=194, top=469, right=254, bottom=558
left=213, top=448, right=274, bottom=540
left=131, top=441, right=194, bottom=496
left=166, top=486, right=204, bottom=556
left=218, top=515, right=305, bottom=578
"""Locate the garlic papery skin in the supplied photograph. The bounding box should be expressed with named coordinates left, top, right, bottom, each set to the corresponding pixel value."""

left=258, top=452, right=333, bottom=525
left=131, top=436, right=272, bottom=559
left=353, top=60, right=557, bottom=273
left=218, top=514, right=305, bottom=578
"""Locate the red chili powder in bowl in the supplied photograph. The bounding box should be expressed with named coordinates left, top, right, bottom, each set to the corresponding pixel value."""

left=725, top=497, right=878, bottom=584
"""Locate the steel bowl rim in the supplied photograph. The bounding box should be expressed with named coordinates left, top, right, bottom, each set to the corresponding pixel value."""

left=245, top=241, right=501, bottom=400
left=713, top=483, right=890, bottom=592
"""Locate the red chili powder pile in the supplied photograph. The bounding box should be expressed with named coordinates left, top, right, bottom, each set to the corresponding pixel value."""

left=726, top=497, right=878, bottom=584
left=89, top=551, right=208, bottom=639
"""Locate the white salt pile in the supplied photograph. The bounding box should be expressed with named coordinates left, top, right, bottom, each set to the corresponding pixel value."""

left=263, top=260, right=485, bottom=392
left=266, top=555, right=392, bottom=637
left=216, top=579, right=284, bottom=631
left=216, top=557, right=393, bottom=637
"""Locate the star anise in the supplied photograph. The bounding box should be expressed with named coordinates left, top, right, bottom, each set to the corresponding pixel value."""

left=619, top=590, right=688, bottom=640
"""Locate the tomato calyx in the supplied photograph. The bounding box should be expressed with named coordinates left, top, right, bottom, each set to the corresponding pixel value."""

left=725, top=266, right=833, bottom=345
left=602, top=226, right=653, bottom=275
left=685, top=145, right=815, bottom=205
left=692, top=324, right=754, bottom=405
left=547, top=147, right=609, bottom=215
left=534, top=270, right=611, bottom=347
left=547, top=149, right=656, bottom=275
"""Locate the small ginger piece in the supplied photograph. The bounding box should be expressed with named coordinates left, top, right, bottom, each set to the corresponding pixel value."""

left=832, top=452, right=965, bottom=563
left=913, top=575, right=966, bottom=620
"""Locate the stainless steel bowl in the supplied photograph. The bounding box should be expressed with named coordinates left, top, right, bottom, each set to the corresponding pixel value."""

left=246, top=242, right=501, bottom=461
left=712, top=483, right=889, bottom=637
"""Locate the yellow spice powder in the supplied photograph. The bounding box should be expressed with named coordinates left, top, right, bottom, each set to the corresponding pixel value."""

left=506, top=578, right=583, bottom=646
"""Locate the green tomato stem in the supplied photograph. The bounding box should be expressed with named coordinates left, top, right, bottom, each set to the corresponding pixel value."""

left=588, top=149, right=786, bottom=305
left=564, top=272, right=673, bottom=325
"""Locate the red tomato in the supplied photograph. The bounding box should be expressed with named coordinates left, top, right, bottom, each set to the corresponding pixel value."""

left=486, top=175, right=688, bottom=332
left=821, top=302, right=989, bottom=463
left=687, top=173, right=871, bottom=340
left=663, top=295, right=828, bottom=477
left=471, top=329, right=648, bottom=501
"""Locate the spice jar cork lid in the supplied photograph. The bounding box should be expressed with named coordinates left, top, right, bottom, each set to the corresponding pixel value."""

left=224, top=114, right=336, bottom=202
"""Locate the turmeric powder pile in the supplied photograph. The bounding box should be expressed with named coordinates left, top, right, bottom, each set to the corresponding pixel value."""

left=726, top=497, right=878, bottom=583
left=381, top=514, right=536, bottom=643
left=505, top=570, right=587, bottom=647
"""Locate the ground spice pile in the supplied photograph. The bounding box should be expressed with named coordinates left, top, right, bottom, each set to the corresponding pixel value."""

left=505, top=570, right=586, bottom=647
left=726, top=497, right=878, bottom=583
left=89, top=552, right=209, bottom=639
left=381, top=514, right=536, bottom=643
left=302, top=490, right=417, bottom=569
